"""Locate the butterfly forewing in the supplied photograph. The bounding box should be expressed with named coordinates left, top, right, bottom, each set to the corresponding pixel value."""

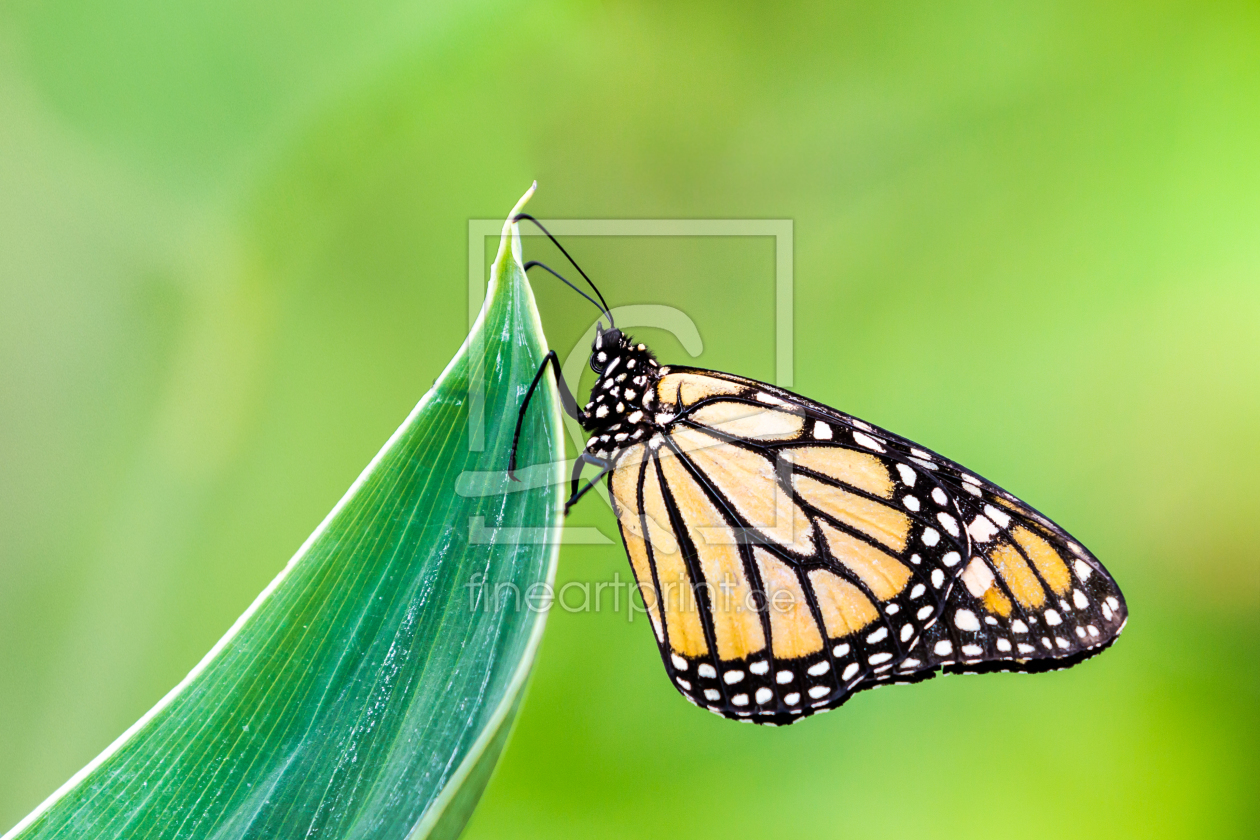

left=606, top=367, right=1125, bottom=724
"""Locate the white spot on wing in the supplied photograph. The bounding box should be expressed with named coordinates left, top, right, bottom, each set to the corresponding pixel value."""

left=724, top=670, right=745, bottom=684
left=954, top=610, right=981, bottom=632
left=936, top=512, right=960, bottom=537
left=755, top=687, right=773, bottom=704
left=852, top=431, right=884, bottom=452
left=984, top=504, right=1011, bottom=528
left=813, top=421, right=832, bottom=440
left=1074, top=559, right=1093, bottom=581
left=967, top=515, right=999, bottom=543
left=698, top=663, right=717, bottom=679
left=807, top=661, right=831, bottom=676
left=896, top=463, right=916, bottom=487
left=961, top=557, right=996, bottom=596
left=934, top=640, right=953, bottom=656
left=671, top=654, right=688, bottom=670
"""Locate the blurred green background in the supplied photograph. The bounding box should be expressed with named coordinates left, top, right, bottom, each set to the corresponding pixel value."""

left=2, top=1, right=1258, bottom=837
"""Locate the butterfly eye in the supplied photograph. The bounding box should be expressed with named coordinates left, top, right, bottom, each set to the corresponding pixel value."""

left=591, top=328, right=623, bottom=373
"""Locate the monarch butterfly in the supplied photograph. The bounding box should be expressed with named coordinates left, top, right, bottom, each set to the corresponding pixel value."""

left=508, top=216, right=1127, bottom=726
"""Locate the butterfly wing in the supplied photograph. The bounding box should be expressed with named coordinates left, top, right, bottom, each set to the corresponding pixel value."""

left=856, top=476, right=1128, bottom=690
left=607, top=367, right=1126, bottom=725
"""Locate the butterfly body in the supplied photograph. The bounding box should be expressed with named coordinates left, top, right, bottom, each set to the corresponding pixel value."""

left=577, top=329, right=662, bottom=456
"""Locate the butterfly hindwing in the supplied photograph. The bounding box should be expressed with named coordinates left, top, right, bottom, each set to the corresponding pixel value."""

left=607, top=367, right=1126, bottom=724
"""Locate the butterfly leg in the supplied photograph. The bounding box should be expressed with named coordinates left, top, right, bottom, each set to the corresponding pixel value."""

left=508, top=350, right=580, bottom=480
left=565, top=452, right=612, bottom=514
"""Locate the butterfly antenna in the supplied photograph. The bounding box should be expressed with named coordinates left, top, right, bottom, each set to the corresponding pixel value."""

left=513, top=213, right=614, bottom=328
left=523, top=262, right=606, bottom=320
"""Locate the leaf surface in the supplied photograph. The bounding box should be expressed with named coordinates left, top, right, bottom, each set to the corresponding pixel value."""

left=4, top=185, right=561, bottom=840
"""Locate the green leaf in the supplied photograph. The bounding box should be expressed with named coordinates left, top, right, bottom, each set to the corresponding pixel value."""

left=3, top=185, right=563, bottom=840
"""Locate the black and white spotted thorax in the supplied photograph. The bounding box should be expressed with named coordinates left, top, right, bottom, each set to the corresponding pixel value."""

left=580, top=329, right=662, bottom=459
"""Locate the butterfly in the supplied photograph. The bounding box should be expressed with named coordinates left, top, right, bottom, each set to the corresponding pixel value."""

left=508, top=215, right=1127, bottom=726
